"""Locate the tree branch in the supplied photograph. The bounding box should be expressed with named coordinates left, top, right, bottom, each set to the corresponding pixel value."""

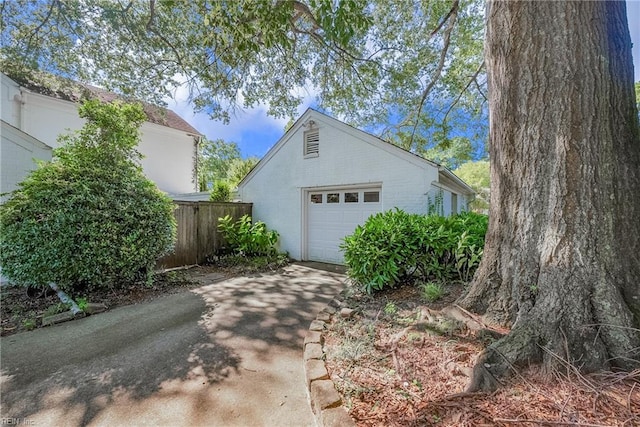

left=409, top=0, right=459, bottom=146
left=431, top=0, right=460, bottom=37
left=441, top=61, right=485, bottom=127
left=288, top=2, right=384, bottom=70
left=26, top=0, right=58, bottom=52
left=474, top=74, right=488, bottom=102
left=289, top=0, right=321, bottom=32
left=145, top=0, right=186, bottom=69
left=119, top=0, right=134, bottom=14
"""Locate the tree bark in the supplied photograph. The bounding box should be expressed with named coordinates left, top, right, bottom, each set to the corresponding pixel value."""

left=459, top=0, right=640, bottom=391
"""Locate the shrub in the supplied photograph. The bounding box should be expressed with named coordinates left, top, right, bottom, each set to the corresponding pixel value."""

left=341, top=209, right=488, bottom=294
left=210, top=180, right=232, bottom=202
left=0, top=100, right=176, bottom=292
left=217, top=214, right=279, bottom=256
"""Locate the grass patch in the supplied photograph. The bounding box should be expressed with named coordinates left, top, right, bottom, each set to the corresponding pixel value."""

left=420, top=281, right=445, bottom=302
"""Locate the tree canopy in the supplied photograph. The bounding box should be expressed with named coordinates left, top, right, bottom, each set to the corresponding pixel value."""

left=226, top=157, right=259, bottom=188
left=1, top=0, right=486, bottom=157
left=453, top=159, right=489, bottom=212
left=196, top=137, right=259, bottom=194
left=197, top=137, right=242, bottom=191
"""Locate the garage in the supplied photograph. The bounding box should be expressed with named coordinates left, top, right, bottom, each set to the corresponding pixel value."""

left=305, top=186, right=382, bottom=264
left=236, top=109, right=475, bottom=263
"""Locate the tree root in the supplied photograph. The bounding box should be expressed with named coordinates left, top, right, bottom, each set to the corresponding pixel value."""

left=467, top=352, right=501, bottom=391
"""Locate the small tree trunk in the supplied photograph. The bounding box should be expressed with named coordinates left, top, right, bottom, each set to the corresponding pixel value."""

left=459, top=0, right=640, bottom=391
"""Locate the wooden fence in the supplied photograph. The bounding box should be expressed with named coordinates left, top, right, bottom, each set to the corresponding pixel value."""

left=157, top=201, right=253, bottom=269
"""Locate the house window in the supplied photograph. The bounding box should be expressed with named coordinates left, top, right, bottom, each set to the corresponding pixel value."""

left=327, top=193, right=339, bottom=203
left=451, top=193, right=458, bottom=214
left=364, top=191, right=379, bottom=202
left=345, top=192, right=358, bottom=203
left=310, top=193, right=323, bottom=203
left=304, top=129, right=319, bottom=157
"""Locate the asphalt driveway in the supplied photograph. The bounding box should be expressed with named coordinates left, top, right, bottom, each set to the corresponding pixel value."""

left=0, top=263, right=346, bottom=426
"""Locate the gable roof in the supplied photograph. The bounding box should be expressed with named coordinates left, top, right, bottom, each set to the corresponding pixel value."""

left=239, top=108, right=475, bottom=196
left=2, top=70, right=201, bottom=136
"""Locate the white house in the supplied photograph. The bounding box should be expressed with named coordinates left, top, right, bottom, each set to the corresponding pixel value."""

left=237, top=108, right=475, bottom=264
left=0, top=72, right=202, bottom=199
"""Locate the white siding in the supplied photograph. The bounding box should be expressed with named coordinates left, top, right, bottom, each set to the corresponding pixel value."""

left=0, top=74, right=196, bottom=195
left=238, top=111, right=441, bottom=260
left=136, top=122, right=196, bottom=195
left=20, top=92, right=85, bottom=148
left=1, top=74, right=22, bottom=128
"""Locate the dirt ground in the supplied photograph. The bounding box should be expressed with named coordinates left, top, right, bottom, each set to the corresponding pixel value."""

left=323, top=282, right=640, bottom=427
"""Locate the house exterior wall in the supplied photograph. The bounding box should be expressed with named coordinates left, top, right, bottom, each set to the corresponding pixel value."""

left=136, top=122, right=196, bottom=195
left=0, top=74, right=196, bottom=195
left=238, top=111, right=442, bottom=260
left=0, top=121, right=53, bottom=202
left=427, top=186, right=472, bottom=217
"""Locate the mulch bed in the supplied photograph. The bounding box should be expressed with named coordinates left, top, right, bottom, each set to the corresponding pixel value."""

left=323, top=282, right=640, bottom=426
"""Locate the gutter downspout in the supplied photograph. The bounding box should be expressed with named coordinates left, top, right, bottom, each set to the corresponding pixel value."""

left=193, top=135, right=202, bottom=192
left=14, top=89, right=26, bottom=131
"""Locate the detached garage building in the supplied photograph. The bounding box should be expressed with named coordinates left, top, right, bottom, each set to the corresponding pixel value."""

left=237, top=109, right=475, bottom=264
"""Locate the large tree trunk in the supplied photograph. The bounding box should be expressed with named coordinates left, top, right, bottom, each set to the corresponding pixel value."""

left=459, top=0, right=640, bottom=391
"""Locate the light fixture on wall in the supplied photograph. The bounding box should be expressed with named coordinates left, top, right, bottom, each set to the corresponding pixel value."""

left=303, top=119, right=316, bottom=129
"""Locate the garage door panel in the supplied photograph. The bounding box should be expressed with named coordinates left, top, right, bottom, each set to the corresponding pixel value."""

left=306, top=187, right=381, bottom=264
left=341, top=211, right=362, bottom=224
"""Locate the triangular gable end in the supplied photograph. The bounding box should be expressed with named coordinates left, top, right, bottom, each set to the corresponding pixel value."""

left=238, top=108, right=315, bottom=188
left=239, top=108, right=452, bottom=189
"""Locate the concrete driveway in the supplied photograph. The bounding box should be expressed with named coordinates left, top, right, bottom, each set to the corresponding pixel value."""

left=0, top=263, right=346, bottom=426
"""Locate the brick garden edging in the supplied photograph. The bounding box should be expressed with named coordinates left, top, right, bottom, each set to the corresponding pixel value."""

left=303, top=294, right=357, bottom=427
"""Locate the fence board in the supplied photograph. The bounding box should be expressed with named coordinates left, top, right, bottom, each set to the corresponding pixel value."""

left=157, top=201, right=252, bottom=269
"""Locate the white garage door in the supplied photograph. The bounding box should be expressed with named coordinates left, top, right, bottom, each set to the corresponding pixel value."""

left=306, top=187, right=382, bottom=264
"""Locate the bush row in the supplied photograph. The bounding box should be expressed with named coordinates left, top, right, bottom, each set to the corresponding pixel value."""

left=341, top=209, right=488, bottom=294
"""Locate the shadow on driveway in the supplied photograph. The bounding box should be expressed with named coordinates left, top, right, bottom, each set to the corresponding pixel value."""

left=0, top=263, right=345, bottom=426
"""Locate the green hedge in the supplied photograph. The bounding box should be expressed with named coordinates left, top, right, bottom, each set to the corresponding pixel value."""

left=341, top=209, right=488, bottom=293
left=0, top=100, right=176, bottom=292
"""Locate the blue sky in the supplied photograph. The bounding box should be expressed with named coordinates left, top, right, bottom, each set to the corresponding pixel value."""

left=168, top=2, right=640, bottom=160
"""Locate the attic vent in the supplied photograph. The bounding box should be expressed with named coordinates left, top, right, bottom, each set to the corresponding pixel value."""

left=304, top=129, right=319, bottom=157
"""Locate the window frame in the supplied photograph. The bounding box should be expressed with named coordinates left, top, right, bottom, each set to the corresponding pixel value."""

left=310, top=193, right=323, bottom=204
left=344, top=192, right=359, bottom=203
left=363, top=191, right=380, bottom=203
